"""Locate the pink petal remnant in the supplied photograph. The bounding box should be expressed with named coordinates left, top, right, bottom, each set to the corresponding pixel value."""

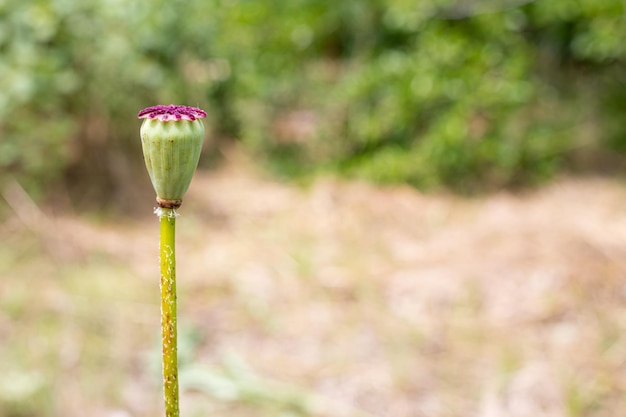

left=138, top=104, right=207, bottom=122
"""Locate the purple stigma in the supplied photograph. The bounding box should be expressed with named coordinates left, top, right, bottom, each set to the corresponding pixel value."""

left=138, top=104, right=207, bottom=122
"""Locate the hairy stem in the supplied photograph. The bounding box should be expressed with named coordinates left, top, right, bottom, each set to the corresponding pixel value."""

left=160, top=208, right=179, bottom=417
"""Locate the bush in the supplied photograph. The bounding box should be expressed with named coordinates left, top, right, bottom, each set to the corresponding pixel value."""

left=227, top=0, right=626, bottom=190
left=0, top=0, right=625, bottom=199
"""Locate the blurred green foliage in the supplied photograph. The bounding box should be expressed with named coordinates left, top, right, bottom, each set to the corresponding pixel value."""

left=0, top=0, right=625, bottom=196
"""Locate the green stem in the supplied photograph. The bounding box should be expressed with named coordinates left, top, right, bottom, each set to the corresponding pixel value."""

left=159, top=208, right=179, bottom=417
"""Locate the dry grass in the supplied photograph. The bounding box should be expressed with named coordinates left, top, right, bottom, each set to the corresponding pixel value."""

left=2, top=157, right=626, bottom=417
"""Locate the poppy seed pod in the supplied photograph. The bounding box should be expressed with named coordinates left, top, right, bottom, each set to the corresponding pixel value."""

left=138, top=105, right=207, bottom=209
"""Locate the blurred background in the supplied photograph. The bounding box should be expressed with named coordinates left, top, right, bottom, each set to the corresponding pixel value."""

left=2, top=0, right=626, bottom=416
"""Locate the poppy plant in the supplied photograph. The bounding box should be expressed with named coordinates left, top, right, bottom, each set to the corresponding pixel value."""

left=138, top=104, right=206, bottom=417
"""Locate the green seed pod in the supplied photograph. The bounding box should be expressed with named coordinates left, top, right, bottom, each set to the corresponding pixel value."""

left=138, top=105, right=207, bottom=208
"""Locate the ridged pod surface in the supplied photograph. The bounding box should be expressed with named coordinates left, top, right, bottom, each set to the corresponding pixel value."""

left=140, top=118, right=204, bottom=202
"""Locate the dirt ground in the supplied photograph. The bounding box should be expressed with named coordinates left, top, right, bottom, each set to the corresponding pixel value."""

left=2, top=157, right=626, bottom=417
